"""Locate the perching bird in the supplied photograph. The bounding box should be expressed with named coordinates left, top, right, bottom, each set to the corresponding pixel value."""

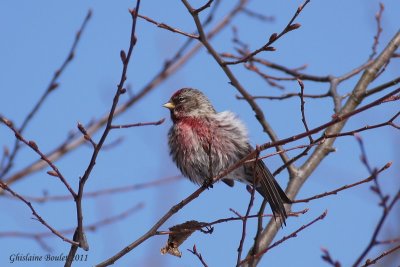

left=163, top=88, right=291, bottom=225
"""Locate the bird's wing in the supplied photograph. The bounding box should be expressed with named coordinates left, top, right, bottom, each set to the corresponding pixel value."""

left=244, top=156, right=291, bottom=226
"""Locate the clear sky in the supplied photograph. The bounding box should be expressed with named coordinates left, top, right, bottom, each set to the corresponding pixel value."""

left=0, top=0, right=399, bottom=266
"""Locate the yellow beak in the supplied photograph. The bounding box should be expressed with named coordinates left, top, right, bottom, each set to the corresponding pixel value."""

left=163, top=102, right=175, bottom=110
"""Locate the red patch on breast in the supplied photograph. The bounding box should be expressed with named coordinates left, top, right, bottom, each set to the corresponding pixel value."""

left=176, top=117, right=213, bottom=150
left=180, top=117, right=210, bottom=137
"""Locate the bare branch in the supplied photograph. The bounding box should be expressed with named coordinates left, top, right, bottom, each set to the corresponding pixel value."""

left=297, top=79, right=313, bottom=143
left=0, top=10, right=92, bottom=179
left=294, top=162, right=391, bottom=203
left=2, top=0, right=238, bottom=187
left=353, top=189, right=400, bottom=266
left=182, top=0, right=296, bottom=178
left=225, top=0, right=310, bottom=65
left=236, top=149, right=260, bottom=266
left=321, top=248, right=342, bottom=267
left=0, top=203, right=143, bottom=250
left=361, top=243, right=400, bottom=267
left=365, top=76, right=400, bottom=97
left=5, top=175, right=181, bottom=203
left=241, top=210, right=328, bottom=265
left=137, top=14, right=199, bottom=39
left=188, top=245, right=209, bottom=267
left=66, top=1, right=142, bottom=262
left=0, top=181, right=79, bottom=246
left=0, top=116, right=76, bottom=197
left=110, top=118, right=165, bottom=129
left=241, top=8, right=274, bottom=22
left=369, top=3, right=384, bottom=60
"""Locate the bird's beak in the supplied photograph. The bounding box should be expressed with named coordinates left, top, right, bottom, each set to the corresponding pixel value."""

left=163, top=102, right=175, bottom=110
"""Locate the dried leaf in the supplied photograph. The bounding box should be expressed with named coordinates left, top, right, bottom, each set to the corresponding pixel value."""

left=160, top=220, right=204, bottom=257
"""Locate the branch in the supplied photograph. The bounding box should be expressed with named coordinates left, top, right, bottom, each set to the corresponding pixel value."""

left=188, top=245, right=209, bottom=267
left=241, top=210, right=328, bottom=265
left=137, top=14, right=198, bottom=39
left=369, top=3, right=384, bottom=60
left=361, top=244, right=400, bottom=267
left=5, top=175, right=181, bottom=203
left=353, top=189, right=400, bottom=266
left=294, top=162, right=391, bottom=203
left=236, top=149, right=260, bottom=266
left=365, top=76, right=400, bottom=97
left=225, top=0, right=310, bottom=65
left=236, top=92, right=331, bottom=101
left=321, top=248, right=342, bottom=267
left=181, top=0, right=296, bottom=178
left=0, top=116, right=76, bottom=197
left=0, top=203, right=143, bottom=251
left=244, top=29, right=400, bottom=266
left=2, top=0, right=236, bottom=187
left=65, top=2, right=141, bottom=263
left=0, top=10, right=92, bottom=179
left=110, top=118, right=165, bottom=129
left=94, top=87, right=399, bottom=266
left=0, top=181, right=79, bottom=246
left=155, top=209, right=308, bottom=237
left=297, top=79, right=313, bottom=143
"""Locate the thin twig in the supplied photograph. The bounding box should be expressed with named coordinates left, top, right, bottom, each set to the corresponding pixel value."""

left=225, top=0, right=310, bottom=65
left=240, top=210, right=328, bottom=265
left=155, top=209, right=308, bottom=236
left=294, top=162, right=391, bottom=203
left=182, top=0, right=296, bottom=178
left=0, top=181, right=79, bottom=246
left=361, top=243, right=400, bottom=267
left=94, top=3, right=250, bottom=266
left=365, top=76, right=400, bottom=97
left=236, top=148, right=260, bottom=266
left=94, top=88, right=400, bottom=267
left=188, top=245, right=208, bottom=267
left=298, top=79, right=313, bottom=143
left=353, top=189, right=400, bottom=266
left=0, top=116, right=76, bottom=197
left=0, top=202, right=143, bottom=250
left=321, top=248, right=342, bottom=267
left=137, top=14, right=198, bottom=39
left=188, top=245, right=209, bottom=267
left=2, top=0, right=234, bottom=187
left=5, top=175, right=181, bottom=203
left=66, top=2, right=142, bottom=263
left=369, top=3, right=384, bottom=60
left=110, top=118, right=165, bottom=129
left=0, top=10, right=92, bottom=179
left=241, top=8, right=274, bottom=22
left=236, top=92, right=330, bottom=101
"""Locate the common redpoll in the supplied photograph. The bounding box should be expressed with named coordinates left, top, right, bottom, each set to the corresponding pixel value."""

left=164, top=88, right=291, bottom=225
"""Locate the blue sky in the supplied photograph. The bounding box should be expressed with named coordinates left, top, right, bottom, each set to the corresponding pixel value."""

left=0, top=0, right=399, bottom=266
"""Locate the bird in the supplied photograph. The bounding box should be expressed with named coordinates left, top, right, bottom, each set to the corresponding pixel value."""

left=163, top=88, right=291, bottom=225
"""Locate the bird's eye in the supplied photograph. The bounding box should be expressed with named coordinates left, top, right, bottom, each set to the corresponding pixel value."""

left=177, top=96, right=185, bottom=103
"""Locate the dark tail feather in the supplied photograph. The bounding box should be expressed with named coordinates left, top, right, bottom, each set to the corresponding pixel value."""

left=252, top=161, right=291, bottom=226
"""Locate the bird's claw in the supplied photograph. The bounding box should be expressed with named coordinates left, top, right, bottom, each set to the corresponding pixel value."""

left=202, top=178, right=214, bottom=189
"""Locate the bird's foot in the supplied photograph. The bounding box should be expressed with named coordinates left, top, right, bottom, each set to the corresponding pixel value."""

left=202, top=178, right=214, bottom=189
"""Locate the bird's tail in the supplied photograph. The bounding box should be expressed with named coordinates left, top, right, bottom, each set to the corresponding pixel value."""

left=249, top=160, right=291, bottom=226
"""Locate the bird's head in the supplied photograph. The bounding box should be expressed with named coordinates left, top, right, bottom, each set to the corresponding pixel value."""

left=163, top=88, right=216, bottom=122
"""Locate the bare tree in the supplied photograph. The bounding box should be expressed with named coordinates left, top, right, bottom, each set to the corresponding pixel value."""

left=0, top=1, right=399, bottom=266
